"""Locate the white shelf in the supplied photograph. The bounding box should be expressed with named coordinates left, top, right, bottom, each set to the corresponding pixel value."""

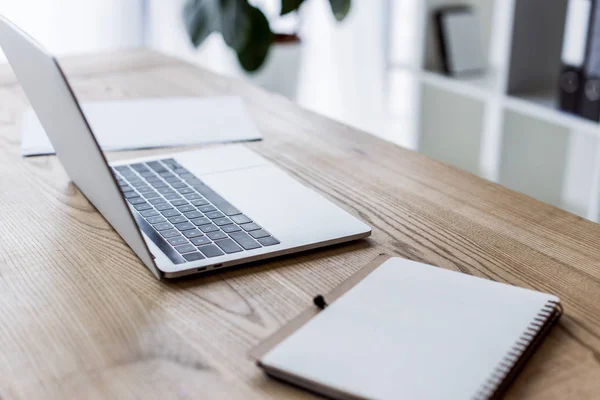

left=385, top=0, right=600, bottom=222
left=390, top=64, right=600, bottom=139
left=505, top=95, right=600, bottom=136
left=419, top=69, right=502, bottom=100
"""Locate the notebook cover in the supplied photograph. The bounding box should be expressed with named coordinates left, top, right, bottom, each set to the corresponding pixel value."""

left=250, top=255, right=562, bottom=400
left=249, top=254, right=391, bottom=361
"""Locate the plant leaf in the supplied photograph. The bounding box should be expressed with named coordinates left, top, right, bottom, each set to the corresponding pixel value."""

left=236, top=6, right=273, bottom=72
left=183, top=0, right=219, bottom=47
left=219, top=0, right=251, bottom=51
left=281, top=0, right=304, bottom=16
left=328, top=0, right=351, bottom=21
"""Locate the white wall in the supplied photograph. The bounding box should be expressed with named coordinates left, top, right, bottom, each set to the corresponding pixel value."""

left=0, top=0, right=145, bottom=61
left=146, top=0, right=391, bottom=139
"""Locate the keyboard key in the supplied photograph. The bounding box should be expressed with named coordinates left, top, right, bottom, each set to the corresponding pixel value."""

left=134, top=185, right=150, bottom=193
left=142, top=191, right=161, bottom=199
left=184, top=193, right=202, bottom=200
left=215, top=238, right=243, bottom=254
left=184, top=211, right=203, bottom=219
left=131, top=181, right=147, bottom=188
left=213, top=217, right=232, bottom=226
left=172, top=182, right=187, bottom=189
left=162, top=158, right=180, bottom=168
left=175, top=244, right=197, bottom=254
left=164, top=193, right=182, bottom=201
left=120, top=169, right=137, bottom=176
left=230, top=231, right=262, bottom=250
left=130, top=163, right=147, bottom=171
left=258, top=236, right=280, bottom=246
left=128, top=197, right=146, bottom=205
left=193, top=184, right=241, bottom=216
left=148, top=161, right=167, bottom=172
left=168, top=215, right=188, bottom=224
left=151, top=181, right=168, bottom=188
left=146, top=176, right=162, bottom=183
left=149, top=197, right=168, bottom=205
left=208, top=231, right=227, bottom=240
left=147, top=216, right=167, bottom=224
left=191, top=236, right=212, bottom=246
left=198, top=244, right=224, bottom=258
left=222, top=225, right=241, bottom=234
left=249, top=229, right=270, bottom=239
left=173, top=168, right=189, bottom=175
left=137, top=186, right=154, bottom=193
left=183, top=252, right=205, bottom=262
left=198, top=205, right=216, bottom=213
left=191, top=217, right=211, bottom=226
left=124, top=192, right=140, bottom=199
left=115, top=165, right=131, bottom=173
left=177, top=187, right=194, bottom=194
left=160, top=229, right=180, bottom=238
left=206, top=211, right=225, bottom=219
left=161, top=209, right=180, bottom=217
left=164, top=175, right=179, bottom=183
left=240, top=223, right=261, bottom=232
left=168, top=236, right=189, bottom=246
left=170, top=199, right=188, bottom=206
left=191, top=199, right=210, bottom=207
left=159, top=171, right=173, bottom=177
left=231, top=214, right=252, bottom=225
left=134, top=203, right=153, bottom=211
left=175, top=222, right=195, bottom=231
left=183, top=229, right=203, bottom=238
left=120, top=185, right=133, bottom=192
left=155, top=203, right=173, bottom=211
left=153, top=222, right=173, bottom=231
left=140, top=209, right=159, bottom=217
left=140, top=171, right=156, bottom=178
left=177, top=205, right=195, bottom=213
left=179, top=173, right=194, bottom=180
left=186, top=178, right=203, bottom=186
left=157, top=187, right=175, bottom=194
left=199, top=224, right=219, bottom=233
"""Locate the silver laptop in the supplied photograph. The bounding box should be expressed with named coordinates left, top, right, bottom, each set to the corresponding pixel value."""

left=0, top=16, right=371, bottom=279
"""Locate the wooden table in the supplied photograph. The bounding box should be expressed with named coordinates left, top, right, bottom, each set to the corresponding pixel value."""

left=1, top=50, right=599, bottom=399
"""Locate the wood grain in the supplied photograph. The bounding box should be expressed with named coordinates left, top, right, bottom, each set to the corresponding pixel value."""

left=1, top=49, right=599, bottom=399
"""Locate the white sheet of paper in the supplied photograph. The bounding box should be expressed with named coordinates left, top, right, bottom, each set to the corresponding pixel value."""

left=261, top=258, right=559, bottom=400
left=20, top=96, right=263, bottom=156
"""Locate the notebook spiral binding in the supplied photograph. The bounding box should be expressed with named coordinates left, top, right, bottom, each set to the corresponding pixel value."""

left=474, top=300, right=562, bottom=400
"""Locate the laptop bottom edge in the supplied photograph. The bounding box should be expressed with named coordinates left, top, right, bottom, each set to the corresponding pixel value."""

left=162, top=231, right=372, bottom=279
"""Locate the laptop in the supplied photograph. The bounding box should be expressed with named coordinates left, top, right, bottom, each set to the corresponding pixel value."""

left=0, top=16, right=371, bottom=279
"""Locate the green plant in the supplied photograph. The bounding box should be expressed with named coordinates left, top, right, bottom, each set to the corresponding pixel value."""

left=183, top=0, right=351, bottom=72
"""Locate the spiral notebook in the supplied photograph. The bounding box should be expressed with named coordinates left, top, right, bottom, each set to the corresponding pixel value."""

left=251, top=255, right=562, bottom=400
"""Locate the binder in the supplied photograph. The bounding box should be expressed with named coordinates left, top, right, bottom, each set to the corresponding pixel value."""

left=251, top=255, right=562, bottom=400
left=580, top=0, right=600, bottom=121
left=559, top=0, right=592, bottom=113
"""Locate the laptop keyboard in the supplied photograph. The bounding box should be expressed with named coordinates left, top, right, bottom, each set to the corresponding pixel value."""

left=111, top=158, right=280, bottom=265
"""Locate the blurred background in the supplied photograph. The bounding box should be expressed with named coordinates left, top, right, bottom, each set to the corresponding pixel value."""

left=2, top=0, right=600, bottom=223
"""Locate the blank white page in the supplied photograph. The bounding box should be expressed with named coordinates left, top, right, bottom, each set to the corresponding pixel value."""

left=261, top=258, right=558, bottom=400
left=20, top=96, right=262, bottom=156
